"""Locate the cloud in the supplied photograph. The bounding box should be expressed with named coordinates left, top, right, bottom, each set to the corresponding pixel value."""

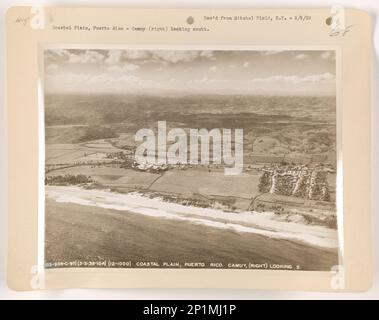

left=320, top=51, right=335, bottom=60
left=45, top=72, right=146, bottom=94
left=302, top=72, right=335, bottom=83
left=152, top=51, right=197, bottom=63
left=48, top=49, right=70, bottom=57
left=46, top=63, right=59, bottom=72
left=67, top=50, right=105, bottom=64
left=252, top=72, right=335, bottom=84
left=188, top=77, right=227, bottom=85
left=124, top=50, right=151, bottom=60
left=45, top=49, right=216, bottom=67
left=199, top=51, right=215, bottom=60
left=261, top=51, right=284, bottom=55
left=44, top=49, right=71, bottom=64
left=294, top=53, right=308, bottom=60
left=105, top=50, right=123, bottom=65
left=104, top=50, right=151, bottom=65
left=148, top=50, right=215, bottom=64
left=44, top=49, right=336, bottom=95
left=104, top=50, right=216, bottom=65
left=107, top=63, right=140, bottom=73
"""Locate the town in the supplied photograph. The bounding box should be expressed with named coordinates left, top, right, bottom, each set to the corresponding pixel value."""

left=134, top=121, right=244, bottom=175
left=258, top=164, right=334, bottom=201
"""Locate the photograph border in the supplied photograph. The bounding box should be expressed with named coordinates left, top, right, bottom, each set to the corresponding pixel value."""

left=38, top=43, right=343, bottom=276
left=6, top=7, right=372, bottom=291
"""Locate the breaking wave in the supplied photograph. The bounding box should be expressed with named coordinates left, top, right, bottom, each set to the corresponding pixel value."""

left=46, top=186, right=338, bottom=249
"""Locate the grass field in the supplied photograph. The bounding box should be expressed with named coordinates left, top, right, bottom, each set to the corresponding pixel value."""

left=46, top=141, right=124, bottom=165
left=149, top=169, right=260, bottom=199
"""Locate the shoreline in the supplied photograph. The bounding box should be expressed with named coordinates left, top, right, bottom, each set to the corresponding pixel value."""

left=45, top=197, right=338, bottom=271
left=46, top=185, right=339, bottom=250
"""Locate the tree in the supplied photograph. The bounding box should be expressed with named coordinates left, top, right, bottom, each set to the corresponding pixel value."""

left=258, top=171, right=271, bottom=193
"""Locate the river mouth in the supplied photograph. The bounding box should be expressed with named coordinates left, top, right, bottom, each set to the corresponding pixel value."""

left=45, top=185, right=338, bottom=250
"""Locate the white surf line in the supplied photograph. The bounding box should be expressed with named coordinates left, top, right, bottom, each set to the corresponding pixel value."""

left=46, top=186, right=338, bottom=249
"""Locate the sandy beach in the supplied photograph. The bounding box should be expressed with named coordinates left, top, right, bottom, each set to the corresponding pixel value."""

left=45, top=186, right=339, bottom=271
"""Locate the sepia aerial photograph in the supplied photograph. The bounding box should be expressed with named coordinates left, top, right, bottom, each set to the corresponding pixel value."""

left=43, top=48, right=338, bottom=271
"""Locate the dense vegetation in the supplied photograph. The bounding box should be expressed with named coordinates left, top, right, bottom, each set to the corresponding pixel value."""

left=44, top=94, right=336, bottom=155
left=77, top=125, right=118, bottom=142
left=45, top=174, right=93, bottom=186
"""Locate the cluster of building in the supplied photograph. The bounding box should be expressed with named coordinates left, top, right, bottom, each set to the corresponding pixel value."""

left=258, top=164, right=334, bottom=201
left=132, top=161, right=170, bottom=173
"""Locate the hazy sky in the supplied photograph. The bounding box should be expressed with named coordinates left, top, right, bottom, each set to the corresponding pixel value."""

left=44, top=49, right=336, bottom=96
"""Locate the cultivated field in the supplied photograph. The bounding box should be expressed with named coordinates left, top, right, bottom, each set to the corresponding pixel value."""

left=44, top=94, right=338, bottom=269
